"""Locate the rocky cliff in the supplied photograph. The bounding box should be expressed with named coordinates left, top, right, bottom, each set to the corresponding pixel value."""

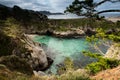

left=105, top=43, right=120, bottom=60
left=13, top=34, right=53, bottom=72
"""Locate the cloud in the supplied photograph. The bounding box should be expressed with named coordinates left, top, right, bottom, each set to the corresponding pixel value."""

left=0, top=0, right=120, bottom=13
left=96, top=1, right=120, bottom=11
left=49, top=0, right=73, bottom=12
left=0, top=0, right=73, bottom=12
left=0, top=0, right=22, bottom=7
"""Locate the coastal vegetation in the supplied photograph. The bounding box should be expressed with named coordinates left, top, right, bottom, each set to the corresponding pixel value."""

left=0, top=1, right=120, bottom=80
left=0, top=18, right=120, bottom=79
left=49, top=18, right=120, bottom=31
left=83, top=51, right=120, bottom=74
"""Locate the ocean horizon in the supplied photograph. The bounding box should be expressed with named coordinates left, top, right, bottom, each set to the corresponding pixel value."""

left=48, top=13, right=120, bottom=19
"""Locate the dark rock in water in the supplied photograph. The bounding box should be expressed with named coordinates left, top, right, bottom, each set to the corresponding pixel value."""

left=46, top=30, right=54, bottom=36
left=73, top=52, right=97, bottom=68
left=106, top=29, right=116, bottom=34
left=41, top=43, right=48, bottom=49
left=85, top=28, right=96, bottom=36
left=32, top=57, right=53, bottom=71
left=47, top=57, right=53, bottom=66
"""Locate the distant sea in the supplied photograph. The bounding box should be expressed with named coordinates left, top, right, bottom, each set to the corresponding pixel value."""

left=48, top=13, right=120, bottom=19
left=100, top=13, right=120, bottom=18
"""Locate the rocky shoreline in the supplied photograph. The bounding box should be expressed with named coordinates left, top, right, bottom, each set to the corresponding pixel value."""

left=26, top=27, right=120, bottom=39
left=25, top=27, right=120, bottom=76
left=105, top=43, right=120, bottom=60
left=27, top=28, right=97, bottom=39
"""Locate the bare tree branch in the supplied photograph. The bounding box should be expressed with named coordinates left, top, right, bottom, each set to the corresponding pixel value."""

left=95, top=0, right=120, bottom=7
left=94, top=0, right=109, bottom=7
left=65, top=0, right=120, bottom=18
left=97, top=9, right=120, bottom=14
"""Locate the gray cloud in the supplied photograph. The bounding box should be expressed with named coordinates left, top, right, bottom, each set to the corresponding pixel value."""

left=97, top=1, right=120, bottom=10
left=0, top=0, right=22, bottom=7
left=0, top=0, right=120, bottom=13
left=0, top=0, right=73, bottom=12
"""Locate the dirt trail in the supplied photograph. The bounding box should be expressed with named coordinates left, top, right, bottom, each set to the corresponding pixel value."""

left=91, top=65, right=120, bottom=80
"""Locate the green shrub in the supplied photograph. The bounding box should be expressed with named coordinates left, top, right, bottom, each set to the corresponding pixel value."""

left=0, top=66, right=30, bottom=80
left=49, top=18, right=119, bottom=31
left=116, top=21, right=120, bottom=28
left=0, top=32, right=14, bottom=56
left=58, top=57, right=75, bottom=74
left=82, top=51, right=102, bottom=59
left=83, top=51, right=120, bottom=74
left=85, top=57, right=120, bottom=74
left=108, top=33, right=120, bottom=42
left=0, top=18, right=26, bottom=57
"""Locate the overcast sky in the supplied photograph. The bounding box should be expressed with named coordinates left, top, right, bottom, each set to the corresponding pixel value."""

left=0, top=0, right=120, bottom=13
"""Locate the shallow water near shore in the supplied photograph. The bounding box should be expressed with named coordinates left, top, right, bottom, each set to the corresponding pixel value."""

left=34, top=35, right=96, bottom=74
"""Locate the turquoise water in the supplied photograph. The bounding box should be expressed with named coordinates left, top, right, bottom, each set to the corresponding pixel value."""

left=34, top=35, right=94, bottom=74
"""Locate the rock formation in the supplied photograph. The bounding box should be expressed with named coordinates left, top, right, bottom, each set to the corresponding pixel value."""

left=13, top=34, right=53, bottom=72
left=105, top=43, right=120, bottom=60
left=53, top=29, right=85, bottom=38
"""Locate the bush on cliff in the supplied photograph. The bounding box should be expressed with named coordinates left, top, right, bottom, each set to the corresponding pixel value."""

left=0, top=55, right=33, bottom=75
left=83, top=51, right=120, bottom=75
left=0, top=18, right=27, bottom=57
left=0, top=32, right=14, bottom=56
left=86, top=58, right=120, bottom=75
left=0, top=64, right=31, bottom=80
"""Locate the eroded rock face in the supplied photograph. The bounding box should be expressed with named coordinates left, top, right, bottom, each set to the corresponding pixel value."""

left=28, top=43, right=48, bottom=71
left=52, top=29, right=85, bottom=38
left=105, top=44, right=120, bottom=60
left=14, top=34, right=53, bottom=72
left=24, top=34, right=50, bottom=71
